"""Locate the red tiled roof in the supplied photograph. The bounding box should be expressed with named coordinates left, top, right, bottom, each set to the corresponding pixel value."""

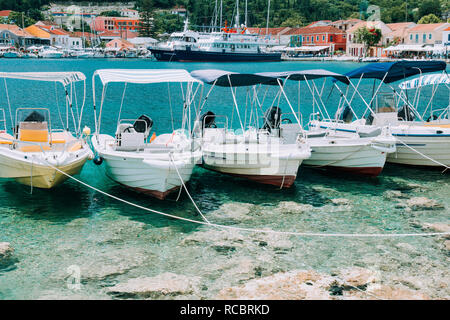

left=70, top=31, right=96, bottom=39
left=0, top=10, right=12, bottom=17
left=37, top=25, right=69, bottom=35
left=0, top=24, right=33, bottom=37
left=247, top=27, right=290, bottom=36
left=99, top=30, right=137, bottom=39
left=285, top=25, right=345, bottom=35
left=409, top=23, right=447, bottom=32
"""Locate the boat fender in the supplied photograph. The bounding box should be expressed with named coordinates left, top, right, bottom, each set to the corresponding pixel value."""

left=83, top=126, right=91, bottom=136
left=149, top=132, right=156, bottom=143
left=93, top=155, right=103, bottom=165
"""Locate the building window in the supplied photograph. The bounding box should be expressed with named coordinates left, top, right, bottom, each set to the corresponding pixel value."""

left=423, top=34, right=426, bottom=42
left=330, top=35, right=333, bottom=42
left=429, top=34, right=432, bottom=40
left=322, top=35, right=325, bottom=41
left=316, top=36, right=319, bottom=41
left=410, top=34, right=412, bottom=40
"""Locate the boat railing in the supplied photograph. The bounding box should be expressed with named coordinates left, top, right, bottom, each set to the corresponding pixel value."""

left=429, top=106, right=450, bottom=121
left=0, top=108, right=6, bottom=132
left=114, top=118, right=149, bottom=152
left=202, top=114, right=228, bottom=143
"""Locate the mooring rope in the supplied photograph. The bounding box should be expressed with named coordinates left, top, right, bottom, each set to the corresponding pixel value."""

left=37, top=155, right=450, bottom=238
left=1, top=134, right=448, bottom=238
left=395, top=137, right=450, bottom=173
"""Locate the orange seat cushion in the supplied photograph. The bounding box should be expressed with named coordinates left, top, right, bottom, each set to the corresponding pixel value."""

left=20, top=129, right=49, bottom=142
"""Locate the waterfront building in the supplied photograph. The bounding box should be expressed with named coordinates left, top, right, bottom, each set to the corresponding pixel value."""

left=92, top=16, right=142, bottom=33
left=405, top=23, right=450, bottom=46
left=346, top=20, right=392, bottom=57
left=286, top=25, right=347, bottom=54
left=0, top=24, right=39, bottom=47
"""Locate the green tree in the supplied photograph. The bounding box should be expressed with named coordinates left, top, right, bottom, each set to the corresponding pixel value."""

left=152, top=12, right=184, bottom=35
left=418, top=0, right=442, bottom=19
left=354, top=27, right=382, bottom=57
left=418, top=13, right=442, bottom=24
left=137, top=0, right=155, bottom=37
left=280, top=13, right=304, bottom=28
left=7, top=11, right=35, bottom=28
left=99, top=10, right=122, bottom=17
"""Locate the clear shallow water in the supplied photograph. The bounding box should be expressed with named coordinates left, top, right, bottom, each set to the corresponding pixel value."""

left=0, top=59, right=449, bottom=299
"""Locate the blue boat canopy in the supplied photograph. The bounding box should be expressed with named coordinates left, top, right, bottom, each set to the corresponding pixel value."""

left=257, top=69, right=350, bottom=84
left=338, top=60, right=447, bottom=84
left=190, top=69, right=278, bottom=87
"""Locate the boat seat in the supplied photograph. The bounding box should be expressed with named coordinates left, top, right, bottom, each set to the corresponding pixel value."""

left=51, top=132, right=67, bottom=144
left=0, top=132, right=13, bottom=145
left=203, top=128, right=226, bottom=144
left=19, top=121, right=49, bottom=142
left=115, top=123, right=145, bottom=151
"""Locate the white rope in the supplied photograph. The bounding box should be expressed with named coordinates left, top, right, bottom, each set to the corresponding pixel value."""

left=31, top=152, right=450, bottom=238
left=169, top=153, right=211, bottom=224
left=395, top=137, right=450, bottom=173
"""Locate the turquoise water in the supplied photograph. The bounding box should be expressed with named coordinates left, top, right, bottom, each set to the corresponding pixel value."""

left=0, top=59, right=449, bottom=299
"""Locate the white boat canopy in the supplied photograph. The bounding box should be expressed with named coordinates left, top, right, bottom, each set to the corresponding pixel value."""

left=93, top=69, right=203, bottom=85
left=0, top=72, right=86, bottom=87
left=399, top=73, right=450, bottom=90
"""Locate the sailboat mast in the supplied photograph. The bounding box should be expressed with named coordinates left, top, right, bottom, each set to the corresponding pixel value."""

left=214, top=0, right=218, bottom=31
left=236, top=0, right=240, bottom=28
left=266, top=0, right=271, bottom=34
left=220, top=0, right=223, bottom=29
left=245, top=0, right=248, bottom=27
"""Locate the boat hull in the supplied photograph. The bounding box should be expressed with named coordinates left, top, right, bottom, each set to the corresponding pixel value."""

left=312, top=121, right=450, bottom=168
left=174, top=49, right=282, bottom=62
left=201, top=144, right=307, bottom=188
left=387, top=135, right=450, bottom=167
left=0, top=151, right=89, bottom=188
left=149, top=48, right=178, bottom=61
left=303, top=142, right=388, bottom=177
left=92, top=134, right=200, bottom=200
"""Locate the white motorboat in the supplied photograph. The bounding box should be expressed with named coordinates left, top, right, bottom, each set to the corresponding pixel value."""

left=0, top=72, right=93, bottom=188
left=91, top=69, right=203, bottom=200
left=256, top=70, right=396, bottom=177
left=191, top=70, right=311, bottom=188
left=312, top=60, right=450, bottom=168
left=38, top=46, right=64, bottom=58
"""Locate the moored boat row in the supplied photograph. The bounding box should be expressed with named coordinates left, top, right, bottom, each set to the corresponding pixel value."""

left=0, top=61, right=448, bottom=200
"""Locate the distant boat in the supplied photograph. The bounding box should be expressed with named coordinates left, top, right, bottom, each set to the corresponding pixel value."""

left=38, top=47, right=64, bottom=59
left=3, top=51, right=21, bottom=58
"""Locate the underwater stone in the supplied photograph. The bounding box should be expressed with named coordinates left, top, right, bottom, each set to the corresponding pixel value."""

left=107, top=273, right=201, bottom=298
left=180, top=229, right=245, bottom=246
left=274, top=201, right=314, bottom=214
left=216, top=270, right=335, bottom=300
left=383, top=190, right=408, bottom=200
left=208, top=202, right=255, bottom=221
left=444, top=240, right=450, bottom=251
left=338, top=267, right=377, bottom=287
left=364, top=284, right=429, bottom=300
left=330, top=198, right=351, bottom=206
left=422, top=222, right=450, bottom=235
left=0, top=242, right=13, bottom=260
left=406, top=197, right=444, bottom=211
